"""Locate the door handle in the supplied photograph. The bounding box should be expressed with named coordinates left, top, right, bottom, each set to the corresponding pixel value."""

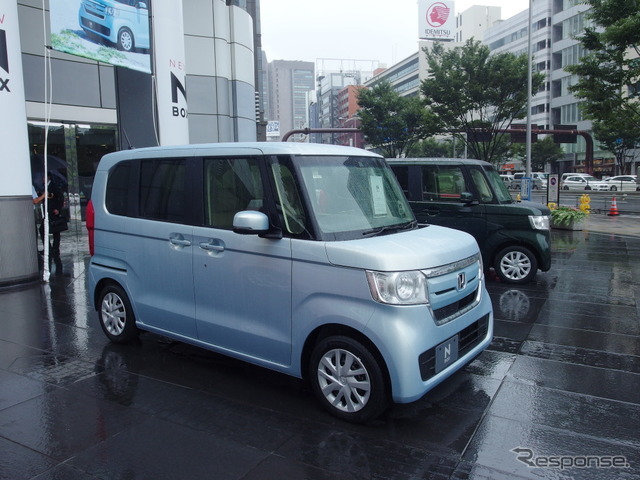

left=199, top=241, right=224, bottom=252
left=170, top=237, right=192, bottom=247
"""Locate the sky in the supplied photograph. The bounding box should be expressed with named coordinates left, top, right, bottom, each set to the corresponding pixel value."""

left=260, top=0, right=530, bottom=68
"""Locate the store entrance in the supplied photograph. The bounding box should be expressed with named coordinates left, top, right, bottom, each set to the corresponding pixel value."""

left=28, top=122, right=117, bottom=239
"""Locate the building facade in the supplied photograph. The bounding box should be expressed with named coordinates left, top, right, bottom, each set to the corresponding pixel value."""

left=266, top=60, right=315, bottom=141
left=1, top=0, right=262, bottom=285
left=455, top=5, right=502, bottom=43
left=484, top=0, right=620, bottom=175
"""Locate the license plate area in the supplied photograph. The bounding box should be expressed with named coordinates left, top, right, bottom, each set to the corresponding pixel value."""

left=435, top=334, right=459, bottom=374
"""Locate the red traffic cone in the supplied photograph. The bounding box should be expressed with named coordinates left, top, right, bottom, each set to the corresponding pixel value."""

left=608, top=196, right=620, bottom=216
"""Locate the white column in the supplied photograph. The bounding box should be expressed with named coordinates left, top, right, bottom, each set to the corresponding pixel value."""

left=0, top=1, right=39, bottom=285
left=153, top=1, right=190, bottom=145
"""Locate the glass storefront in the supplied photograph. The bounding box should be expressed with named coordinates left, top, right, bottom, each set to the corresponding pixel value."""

left=28, top=122, right=118, bottom=227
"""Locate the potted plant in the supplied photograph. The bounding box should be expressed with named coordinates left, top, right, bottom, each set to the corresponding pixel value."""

left=548, top=203, right=589, bottom=230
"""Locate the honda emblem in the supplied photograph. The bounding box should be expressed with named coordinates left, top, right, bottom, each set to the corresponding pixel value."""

left=457, top=272, right=466, bottom=291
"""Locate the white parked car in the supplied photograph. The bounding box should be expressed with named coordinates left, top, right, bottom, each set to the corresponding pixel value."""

left=560, top=175, right=610, bottom=192
left=500, top=174, right=514, bottom=189
left=603, top=175, right=638, bottom=192
left=513, top=172, right=548, bottom=190
left=561, top=172, right=591, bottom=182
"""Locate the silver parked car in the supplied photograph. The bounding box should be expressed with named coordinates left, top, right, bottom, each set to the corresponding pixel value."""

left=561, top=175, right=610, bottom=192
left=603, top=175, right=638, bottom=192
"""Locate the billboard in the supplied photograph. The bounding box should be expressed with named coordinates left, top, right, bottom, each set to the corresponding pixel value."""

left=49, top=0, right=152, bottom=74
left=419, top=0, right=455, bottom=41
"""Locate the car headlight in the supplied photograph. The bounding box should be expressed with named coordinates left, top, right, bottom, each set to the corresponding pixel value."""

left=529, top=215, right=550, bottom=230
left=366, top=270, right=428, bottom=305
left=105, top=7, right=117, bottom=16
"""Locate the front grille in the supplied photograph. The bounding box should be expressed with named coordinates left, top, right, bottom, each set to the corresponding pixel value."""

left=418, top=314, right=490, bottom=381
left=80, top=17, right=110, bottom=36
left=84, top=0, right=106, bottom=17
left=432, top=287, right=478, bottom=323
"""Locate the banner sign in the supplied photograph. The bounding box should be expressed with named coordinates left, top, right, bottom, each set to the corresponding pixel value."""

left=152, top=1, right=189, bottom=145
left=50, top=0, right=152, bottom=74
left=0, top=0, right=32, bottom=196
left=419, top=0, right=455, bottom=41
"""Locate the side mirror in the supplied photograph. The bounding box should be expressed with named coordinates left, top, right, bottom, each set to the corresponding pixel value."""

left=233, top=210, right=270, bottom=235
left=460, top=192, right=479, bottom=205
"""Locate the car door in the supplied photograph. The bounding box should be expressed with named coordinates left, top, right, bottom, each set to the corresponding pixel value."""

left=126, top=158, right=197, bottom=338
left=409, top=164, right=487, bottom=248
left=193, top=156, right=293, bottom=366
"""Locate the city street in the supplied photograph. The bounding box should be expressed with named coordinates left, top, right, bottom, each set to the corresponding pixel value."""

left=1, top=217, right=639, bottom=480
left=527, top=190, right=640, bottom=215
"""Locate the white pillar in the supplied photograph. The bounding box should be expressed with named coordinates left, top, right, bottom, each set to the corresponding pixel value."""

left=0, top=1, right=39, bottom=286
left=153, top=1, right=189, bottom=145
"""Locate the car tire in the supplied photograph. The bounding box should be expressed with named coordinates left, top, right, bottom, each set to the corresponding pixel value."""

left=610, top=186, right=617, bottom=191
left=563, top=186, right=569, bottom=190
left=98, top=284, right=140, bottom=343
left=117, top=28, right=134, bottom=52
left=585, top=186, right=592, bottom=190
left=494, top=246, right=538, bottom=284
left=309, top=335, right=388, bottom=423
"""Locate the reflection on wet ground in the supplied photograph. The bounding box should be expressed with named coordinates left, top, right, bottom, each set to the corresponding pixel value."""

left=0, top=227, right=639, bottom=479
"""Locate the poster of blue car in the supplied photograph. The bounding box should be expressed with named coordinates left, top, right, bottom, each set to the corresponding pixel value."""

left=49, top=0, right=152, bottom=74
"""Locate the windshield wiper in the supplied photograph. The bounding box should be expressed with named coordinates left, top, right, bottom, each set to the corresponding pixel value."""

left=361, top=220, right=418, bottom=237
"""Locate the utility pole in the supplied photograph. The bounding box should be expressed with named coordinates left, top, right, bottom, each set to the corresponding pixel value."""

left=525, top=0, right=533, bottom=178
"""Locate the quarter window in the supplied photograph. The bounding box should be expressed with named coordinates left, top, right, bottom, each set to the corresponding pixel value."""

left=105, top=162, right=131, bottom=216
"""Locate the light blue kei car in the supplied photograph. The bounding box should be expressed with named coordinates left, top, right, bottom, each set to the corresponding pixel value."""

left=79, top=0, right=150, bottom=52
left=87, top=142, right=493, bottom=423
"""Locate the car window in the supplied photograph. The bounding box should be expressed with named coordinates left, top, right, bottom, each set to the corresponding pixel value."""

left=271, top=162, right=306, bottom=235
left=485, top=166, right=512, bottom=203
left=469, top=167, right=494, bottom=202
left=422, top=165, right=466, bottom=201
left=106, top=162, right=131, bottom=216
left=140, top=158, right=186, bottom=223
left=203, top=157, right=264, bottom=229
left=391, top=165, right=410, bottom=198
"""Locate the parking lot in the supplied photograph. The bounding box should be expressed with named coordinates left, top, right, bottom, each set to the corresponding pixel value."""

left=1, top=218, right=639, bottom=480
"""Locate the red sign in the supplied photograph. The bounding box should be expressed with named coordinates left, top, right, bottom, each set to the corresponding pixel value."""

left=427, top=2, right=451, bottom=27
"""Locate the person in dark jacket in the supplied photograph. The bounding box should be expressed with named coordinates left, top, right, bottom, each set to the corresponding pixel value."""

left=34, top=172, right=67, bottom=265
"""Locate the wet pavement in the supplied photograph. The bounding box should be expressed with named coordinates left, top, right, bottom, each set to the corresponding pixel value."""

left=1, top=215, right=639, bottom=480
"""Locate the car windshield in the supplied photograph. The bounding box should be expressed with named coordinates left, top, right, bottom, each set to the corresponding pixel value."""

left=581, top=176, right=599, bottom=182
left=289, top=155, right=416, bottom=241
left=483, top=166, right=513, bottom=203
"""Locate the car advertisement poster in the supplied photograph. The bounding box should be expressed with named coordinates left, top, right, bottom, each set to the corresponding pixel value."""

left=49, top=0, right=152, bottom=74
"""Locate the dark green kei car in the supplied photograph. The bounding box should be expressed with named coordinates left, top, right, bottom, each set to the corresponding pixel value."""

left=388, top=158, right=551, bottom=284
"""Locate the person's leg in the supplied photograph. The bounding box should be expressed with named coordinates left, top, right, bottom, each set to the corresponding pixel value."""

left=52, top=232, right=61, bottom=259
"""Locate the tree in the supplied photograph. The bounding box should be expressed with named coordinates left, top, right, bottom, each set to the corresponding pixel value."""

left=420, top=39, right=544, bottom=165
left=510, top=137, right=565, bottom=171
left=407, top=138, right=465, bottom=158
left=565, top=0, right=640, bottom=174
left=356, top=82, right=439, bottom=158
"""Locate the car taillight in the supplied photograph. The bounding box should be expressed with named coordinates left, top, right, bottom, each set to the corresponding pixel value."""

left=86, top=199, right=95, bottom=256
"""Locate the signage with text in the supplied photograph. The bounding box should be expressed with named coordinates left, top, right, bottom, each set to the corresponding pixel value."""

left=419, top=0, right=455, bottom=41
